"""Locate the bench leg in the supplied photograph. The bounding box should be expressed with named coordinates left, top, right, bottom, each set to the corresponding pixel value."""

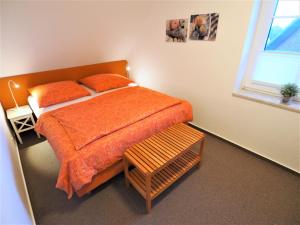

left=146, top=175, right=152, bottom=213
left=146, top=199, right=152, bottom=213
left=124, top=157, right=129, bottom=187
left=197, top=138, right=205, bottom=168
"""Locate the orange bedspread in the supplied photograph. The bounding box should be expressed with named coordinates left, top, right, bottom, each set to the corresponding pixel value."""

left=35, top=86, right=193, bottom=198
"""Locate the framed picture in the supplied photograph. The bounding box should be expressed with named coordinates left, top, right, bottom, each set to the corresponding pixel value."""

left=189, top=13, right=219, bottom=41
left=166, top=19, right=188, bottom=42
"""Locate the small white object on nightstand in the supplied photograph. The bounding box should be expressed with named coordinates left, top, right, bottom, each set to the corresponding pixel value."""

left=6, top=105, right=40, bottom=144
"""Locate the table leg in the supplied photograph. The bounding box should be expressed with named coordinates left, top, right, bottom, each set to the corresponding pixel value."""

left=146, top=174, right=152, bottom=213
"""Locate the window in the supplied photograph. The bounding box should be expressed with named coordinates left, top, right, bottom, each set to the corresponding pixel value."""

left=239, top=0, right=300, bottom=100
left=265, top=0, right=300, bottom=52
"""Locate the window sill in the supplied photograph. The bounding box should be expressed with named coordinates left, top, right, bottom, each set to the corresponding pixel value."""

left=233, top=89, right=300, bottom=113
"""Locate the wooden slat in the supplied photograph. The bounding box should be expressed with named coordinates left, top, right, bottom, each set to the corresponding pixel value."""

left=154, top=133, right=185, bottom=153
left=151, top=134, right=183, bottom=154
left=156, top=131, right=189, bottom=149
left=125, top=151, right=152, bottom=174
left=128, top=173, right=146, bottom=198
left=172, top=124, right=203, bottom=139
left=175, top=157, right=187, bottom=168
left=176, top=123, right=204, bottom=138
left=143, top=141, right=171, bottom=163
left=134, top=144, right=162, bottom=167
left=163, top=130, right=195, bottom=149
left=170, top=126, right=199, bottom=139
left=170, top=126, right=200, bottom=144
left=131, top=170, right=146, bottom=192
left=145, top=138, right=174, bottom=159
left=168, top=126, right=200, bottom=142
left=140, top=141, right=169, bottom=163
left=131, top=146, right=157, bottom=171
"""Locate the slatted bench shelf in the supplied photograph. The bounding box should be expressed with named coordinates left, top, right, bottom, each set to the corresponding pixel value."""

left=123, top=123, right=205, bottom=213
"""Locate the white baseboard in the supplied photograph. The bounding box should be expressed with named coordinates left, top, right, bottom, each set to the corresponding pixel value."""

left=188, top=122, right=299, bottom=174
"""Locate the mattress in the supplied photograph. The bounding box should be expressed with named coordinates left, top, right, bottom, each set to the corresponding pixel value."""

left=28, top=83, right=137, bottom=118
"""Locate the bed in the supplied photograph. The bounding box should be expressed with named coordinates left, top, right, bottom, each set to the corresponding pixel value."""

left=1, top=60, right=193, bottom=198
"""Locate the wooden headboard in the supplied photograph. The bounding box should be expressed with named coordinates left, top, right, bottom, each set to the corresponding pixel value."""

left=0, top=60, right=128, bottom=110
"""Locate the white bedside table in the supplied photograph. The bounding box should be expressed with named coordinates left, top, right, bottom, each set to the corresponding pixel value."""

left=6, top=105, right=40, bottom=144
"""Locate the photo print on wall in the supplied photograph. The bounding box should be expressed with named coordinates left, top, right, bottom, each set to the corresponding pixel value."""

left=166, top=19, right=188, bottom=42
left=189, top=13, right=219, bottom=41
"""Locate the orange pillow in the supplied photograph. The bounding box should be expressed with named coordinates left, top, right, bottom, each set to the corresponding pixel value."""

left=29, top=81, right=91, bottom=107
left=79, top=74, right=133, bottom=92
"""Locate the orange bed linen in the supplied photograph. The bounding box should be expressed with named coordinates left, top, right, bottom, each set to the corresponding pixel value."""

left=35, top=86, right=193, bottom=198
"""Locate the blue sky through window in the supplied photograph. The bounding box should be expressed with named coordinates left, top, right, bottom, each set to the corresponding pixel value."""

left=265, top=0, right=300, bottom=52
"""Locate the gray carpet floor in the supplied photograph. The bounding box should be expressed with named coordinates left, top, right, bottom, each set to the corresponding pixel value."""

left=19, top=131, right=300, bottom=225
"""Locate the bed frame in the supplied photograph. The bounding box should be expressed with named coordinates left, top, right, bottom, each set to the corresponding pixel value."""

left=0, top=60, right=130, bottom=197
left=0, top=60, right=128, bottom=110
left=76, top=160, right=124, bottom=197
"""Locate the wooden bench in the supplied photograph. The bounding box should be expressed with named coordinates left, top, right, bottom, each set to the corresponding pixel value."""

left=123, top=123, right=205, bottom=213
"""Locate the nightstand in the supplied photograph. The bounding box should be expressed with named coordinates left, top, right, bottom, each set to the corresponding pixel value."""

left=6, top=105, right=40, bottom=144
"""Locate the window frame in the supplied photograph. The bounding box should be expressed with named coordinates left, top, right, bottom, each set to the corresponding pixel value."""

left=240, top=0, right=300, bottom=100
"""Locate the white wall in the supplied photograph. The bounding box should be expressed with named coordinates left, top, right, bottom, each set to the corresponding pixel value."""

left=0, top=103, right=35, bottom=225
left=1, top=1, right=299, bottom=172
